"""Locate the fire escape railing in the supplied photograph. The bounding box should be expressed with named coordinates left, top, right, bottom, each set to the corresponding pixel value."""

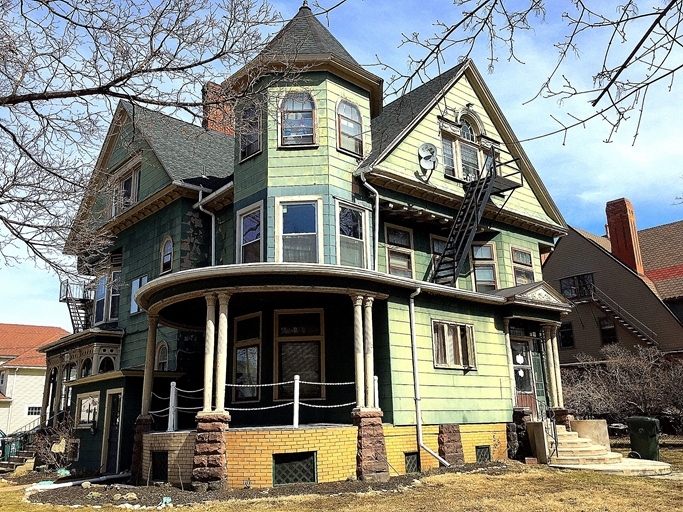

left=59, top=280, right=93, bottom=333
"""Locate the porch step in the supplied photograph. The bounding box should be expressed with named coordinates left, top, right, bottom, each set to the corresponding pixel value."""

left=556, top=444, right=613, bottom=457
left=551, top=451, right=623, bottom=465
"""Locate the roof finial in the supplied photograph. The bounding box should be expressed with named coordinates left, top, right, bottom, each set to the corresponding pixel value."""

left=302, top=0, right=309, bottom=7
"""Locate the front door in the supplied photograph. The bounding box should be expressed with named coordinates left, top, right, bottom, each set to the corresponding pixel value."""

left=104, top=393, right=121, bottom=474
left=512, top=338, right=547, bottom=418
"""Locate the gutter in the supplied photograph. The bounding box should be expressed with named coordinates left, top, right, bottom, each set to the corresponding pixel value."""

left=409, top=287, right=450, bottom=467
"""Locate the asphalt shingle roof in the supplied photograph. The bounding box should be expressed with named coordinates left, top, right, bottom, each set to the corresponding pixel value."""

left=0, top=324, right=69, bottom=368
left=262, top=2, right=359, bottom=66
left=362, top=62, right=466, bottom=168
left=120, top=102, right=234, bottom=183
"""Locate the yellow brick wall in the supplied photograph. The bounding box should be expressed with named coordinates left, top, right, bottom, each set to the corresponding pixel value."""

left=141, top=431, right=195, bottom=486
left=224, top=426, right=357, bottom=489
left=459, top=423, right=507, bottom=462
left=383, top=425, right=440, bottom=474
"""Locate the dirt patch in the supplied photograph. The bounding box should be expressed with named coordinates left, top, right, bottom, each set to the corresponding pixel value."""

left=21, top=462, right=513, bottom=507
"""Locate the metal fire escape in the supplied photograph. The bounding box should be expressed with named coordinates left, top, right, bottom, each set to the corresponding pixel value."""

left=59, top=280, right=93, bottom=333
left=432, top=143, right=522, bottom=286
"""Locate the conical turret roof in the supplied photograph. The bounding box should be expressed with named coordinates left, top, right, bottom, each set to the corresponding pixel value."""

left=263, top=1, right=359, bottom=66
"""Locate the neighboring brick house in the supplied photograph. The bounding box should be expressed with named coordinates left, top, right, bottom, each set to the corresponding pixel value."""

left=543, top=198, right=683, bottom=364
left=0, top=324, right=68, bottom=434
left=44, top=1, right=572, bottom=487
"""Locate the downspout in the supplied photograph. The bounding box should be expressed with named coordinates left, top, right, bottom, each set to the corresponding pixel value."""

left=360, top=172, right=380, bottom=271
left=6, top=368, right=18, bottom=433
left=173, top=180, right=216, bottom=267
left=409, top=288, right=450, bottom=467
left=196, top=190, right=216, bottom=266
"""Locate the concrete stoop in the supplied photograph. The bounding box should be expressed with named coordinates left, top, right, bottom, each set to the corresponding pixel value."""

left=549, top=426, right=671, bottom=476
left=0, top=450, right=35, bottom=474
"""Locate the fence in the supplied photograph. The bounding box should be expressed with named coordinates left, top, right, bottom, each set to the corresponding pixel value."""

left=150, top=376, right=377, bottom=431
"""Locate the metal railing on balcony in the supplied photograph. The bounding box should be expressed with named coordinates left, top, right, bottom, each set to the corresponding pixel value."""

left=59, top=280, right=94, bottom=333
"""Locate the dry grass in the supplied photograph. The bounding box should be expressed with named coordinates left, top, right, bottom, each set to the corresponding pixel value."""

left=4, top=464, right=683, bottom=512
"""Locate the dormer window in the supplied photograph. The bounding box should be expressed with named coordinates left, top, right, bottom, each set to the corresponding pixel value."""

left=281, top=92, right=315, bottom=146
left=240, top=103, right=261, bottom=160
left=337, top=100, right=362, bottom=156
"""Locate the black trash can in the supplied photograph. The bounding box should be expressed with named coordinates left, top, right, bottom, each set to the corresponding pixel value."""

left=626, top=416, right=660, bottom=461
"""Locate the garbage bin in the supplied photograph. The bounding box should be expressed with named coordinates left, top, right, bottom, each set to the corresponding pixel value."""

left=626, top=416, right=660, bottom=461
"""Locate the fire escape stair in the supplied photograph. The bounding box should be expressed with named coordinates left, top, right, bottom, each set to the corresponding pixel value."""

left=593, top=299, right=653, bottom=345
left=60, top=281, right=92, bottom=334
left=432, top=172, right=496, bottom=286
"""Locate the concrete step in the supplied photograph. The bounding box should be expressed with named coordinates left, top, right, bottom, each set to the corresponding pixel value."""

left=551, top=458, right=672, bottom=476
left=17, top=450, right=35, bottom=458
left=551, top=451, right=623, bottom=465
left=0, top=461, right=19, bottom=472
left=8, top=456, right=27, bottom=464
left=557, top=444, right=611, bottom=457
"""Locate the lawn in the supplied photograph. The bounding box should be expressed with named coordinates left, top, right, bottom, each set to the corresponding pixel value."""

left=2, top=463, right=683, bottom=512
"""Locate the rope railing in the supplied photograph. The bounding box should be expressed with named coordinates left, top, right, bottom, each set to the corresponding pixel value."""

left=151, top=376, right=369, bottom=431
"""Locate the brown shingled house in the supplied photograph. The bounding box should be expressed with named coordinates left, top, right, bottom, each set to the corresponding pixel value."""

left=543, top=198, right=683, bottom=364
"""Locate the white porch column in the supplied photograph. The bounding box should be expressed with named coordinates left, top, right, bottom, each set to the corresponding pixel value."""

left=503, top=318, right=516, bottom=407
left=363, top=296, right=375, bottom=408
left=202, top=294, right=217, bottom=413
left=551, top=325, right=564, bottom=408
left=214, top=293, right=230, bottom=413
left=141, top=314, right=159, bottom=416
left=542, top=324, right=558, bottom=407
left=352, top=295, right=365, bottom=408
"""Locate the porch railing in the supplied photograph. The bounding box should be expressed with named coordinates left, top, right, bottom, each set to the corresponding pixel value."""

left=149, top=376, right=374, bottom=431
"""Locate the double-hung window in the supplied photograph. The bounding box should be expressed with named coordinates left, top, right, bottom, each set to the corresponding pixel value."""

left=130, top=275, right=148, bottom=314
left=559, top=322, right=575, bottom=349
left=432, top=321, right=476, bottom=369
left=281, top=92, right=315, bottom=146
left=94, top=268, right=121, bottom=324
left=281, top=201, right=319, bottom=263
left=233, top=313, right=261, bottom=402
left=472, top=243, right=497, bottom=292
left=275, top=310, right=324, bottom=400
left=237, top=204, right=262, bottom=263
left=385, top=225, right=413, bottom=278
left=441, top=119, right=481, bottom=181
left=110, top=163, right=141, bottom=218
left=512, top=248, right=535, bottom=286
left=337, top=100, right=363, bottom=155
left=240, top=103, right=261, bottom=160
left=338, top=204, right=365, bottom=268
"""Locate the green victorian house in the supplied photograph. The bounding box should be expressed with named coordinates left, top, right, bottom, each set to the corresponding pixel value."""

left=41, top=2, right=571, bottom=489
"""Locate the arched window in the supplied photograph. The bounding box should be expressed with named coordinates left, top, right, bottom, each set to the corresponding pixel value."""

left=161, top=237, right=173, bottom=273
left=240, top=102, right=261, bottom=160
left=281, top=92, right=315, bottom=146
left=441, top=117, right=481, bottom=181
left=81, top=358, right=93, bottom=378
left=156, top=342, right=168, bottom=371
left=99, top=357, right=115, bottom=374
left=337, top=100, right=362, bottom=155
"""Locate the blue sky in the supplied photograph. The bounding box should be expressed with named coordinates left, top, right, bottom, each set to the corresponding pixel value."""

left=1, top=0, right=681, bottom=332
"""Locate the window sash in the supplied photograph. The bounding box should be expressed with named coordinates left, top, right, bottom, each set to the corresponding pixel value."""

left=162, top=240, right=173, bottom=273
left=130, top=275, right=148, bottom=314
left=460, top=143, right=479, bottom=180
left=109, top=271, right=121, bottom=320
left=282, top=202, right=318, bottom=263
left=339, top=206, right=364, bottom=268
left=432, top=322, right=475, bottom=368
left=442, top=137, right=455, bottom=176
left=339, top=114, right=362, bottom=155
left=388, top=249, right=412, bottom=278
left=240, top=208, right=261, bottom=263
left=282, top=111, right=314, bottom=145
left=240, top=105, right=261, bottom=159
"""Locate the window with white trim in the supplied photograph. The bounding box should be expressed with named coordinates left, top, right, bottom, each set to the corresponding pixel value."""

left=94, top=268, right=121, bottom=324
left=281, top=92, right=315, bottom=146
left=512, top=248, right=535, bottom=286
left=110, top=164, right=141, bottom=218
left=432, top=320, right=476, bottom=369
left=385, top=225, right=413, bottom=278
left=281, top=201, right=318, bottom=263
left=441, top=119, right=488, bottom=181
left=240, top=102, right=261, bottom=160
left=0, top=371, right=6, bottom=394
left=26, top=406, right=42, bottom=416
left=275, top=310, right=324, bottom=400
left=338, top=204, right=365, bottom=268
left=472, top=243, right=497, bottom=292
left=233, top=313, right=261, bottom=402
left=155, top=341, right=168, bottom=371
left=130, top=275, right=148, bottom=314
left=337, top=100, right=362, bottom=155
left=161, top=238, right=173, bottom=273
left=237, top=204, right=262, bottom=263
left=75, top=393, right=99, bottom=428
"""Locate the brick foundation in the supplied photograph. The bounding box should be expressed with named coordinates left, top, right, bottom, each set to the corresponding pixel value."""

left=438, top=424, right=464, bottom=464
left=191, top=413, right=230, bottom=491
left=130, top=416, right=153, bottom=485
left=352, top=409, right=389, bottom=482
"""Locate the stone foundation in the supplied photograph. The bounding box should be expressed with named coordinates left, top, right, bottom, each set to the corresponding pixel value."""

left=438, top=424, right=464, bottom=465
left=553, top=408, right=574, bottom=431
left=352, top=409, right=389, bottom=482
left=510, top=407, right=532, bottom=461
left=191, top=413, right=230, bottom=491
left=130, top=416, right=153, bottom=485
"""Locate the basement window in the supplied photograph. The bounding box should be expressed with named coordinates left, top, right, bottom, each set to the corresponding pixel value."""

left=273, top=452, right=317, bottom=486
left=404, top=452, right=420, bottom=473
left=475, top=445, right=491, bottom=463
left=152, top=451, right=169, bottom=482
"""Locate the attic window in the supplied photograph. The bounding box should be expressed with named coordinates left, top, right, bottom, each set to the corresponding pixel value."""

left=110, top=163, right=141, bottom=218
left=281, top=92, right=315, bottom=146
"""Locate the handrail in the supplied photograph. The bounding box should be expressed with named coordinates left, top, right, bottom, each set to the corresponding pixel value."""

left=591, top=284, right=657, bottom=342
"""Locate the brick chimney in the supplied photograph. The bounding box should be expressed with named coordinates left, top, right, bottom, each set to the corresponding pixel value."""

left=605, top=198, right=644, bottom=275
left=202, top=82, right=234, bottom=136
